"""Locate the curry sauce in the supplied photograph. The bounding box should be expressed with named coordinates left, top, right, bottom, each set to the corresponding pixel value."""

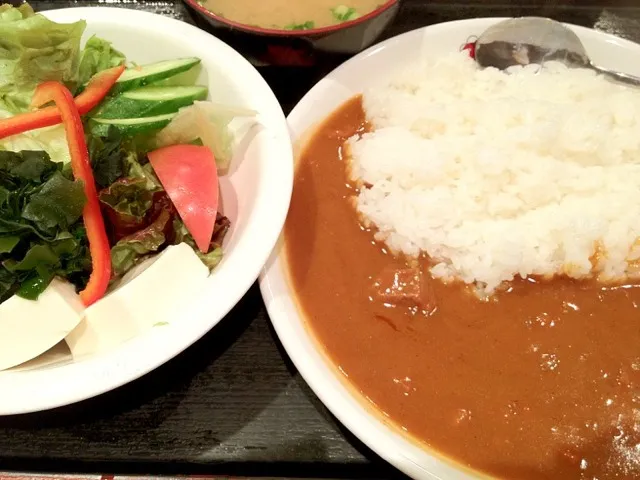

left=285, top=96, right=640, bottom=479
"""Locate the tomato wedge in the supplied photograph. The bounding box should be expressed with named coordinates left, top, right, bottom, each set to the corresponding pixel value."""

left=148, top=145, right=219, bottom=253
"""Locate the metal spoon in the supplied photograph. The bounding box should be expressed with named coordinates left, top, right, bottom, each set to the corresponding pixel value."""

left=474, top=17, right=640, bottom=87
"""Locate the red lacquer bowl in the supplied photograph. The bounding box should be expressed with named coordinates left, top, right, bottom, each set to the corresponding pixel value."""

left=183, top=0, right=401, bottom=66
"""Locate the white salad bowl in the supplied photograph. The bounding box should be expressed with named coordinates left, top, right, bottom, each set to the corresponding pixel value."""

left=259, top=19, right=640, bottom=479
left=0, top=7, right=292, bottom=415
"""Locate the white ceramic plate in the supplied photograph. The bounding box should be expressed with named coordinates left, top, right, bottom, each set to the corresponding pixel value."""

left=0, top=7, right=292, bottom=415
left=260, top=19, right=640, bottom=479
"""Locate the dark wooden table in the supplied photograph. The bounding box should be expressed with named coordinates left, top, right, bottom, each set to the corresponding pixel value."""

left=1, top=1, right=639, bottom=478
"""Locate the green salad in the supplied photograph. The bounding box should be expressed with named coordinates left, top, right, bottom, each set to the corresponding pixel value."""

left=0, top=3, right=254, bottom=307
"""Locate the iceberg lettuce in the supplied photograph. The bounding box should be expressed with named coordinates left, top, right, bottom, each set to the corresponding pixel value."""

left=0, top=3, right=128, bottom=165
left=0, top=3, right=85, bottom=112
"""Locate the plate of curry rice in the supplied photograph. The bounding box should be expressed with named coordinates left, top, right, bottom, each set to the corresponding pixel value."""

left=260, top=18, right=640, bottom=480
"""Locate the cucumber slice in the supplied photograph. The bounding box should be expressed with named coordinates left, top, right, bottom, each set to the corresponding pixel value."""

left=88, top=113, right=177, bottom=137
left=92, top=85, right=209, bottom=119
left=112, top=57, right=201, bottom=94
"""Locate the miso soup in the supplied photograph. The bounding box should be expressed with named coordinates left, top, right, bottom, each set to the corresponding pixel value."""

left=201, top=0, right=386, bottom=31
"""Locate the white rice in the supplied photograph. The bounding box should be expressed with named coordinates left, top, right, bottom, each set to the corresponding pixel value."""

left=347, top=51, right=640, bottom=295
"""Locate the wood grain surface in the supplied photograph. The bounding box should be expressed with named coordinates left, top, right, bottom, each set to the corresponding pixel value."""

left=0, top=0, right=639, bottom=478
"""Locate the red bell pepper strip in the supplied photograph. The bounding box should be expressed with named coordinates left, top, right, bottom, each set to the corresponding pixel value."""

left=34, top=82, right=112, bottom=306
left=0, top=65, right=125, bottom=140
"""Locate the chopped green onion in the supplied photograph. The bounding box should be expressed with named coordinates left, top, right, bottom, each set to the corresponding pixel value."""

left=332, top=5, right=360, bottom=22
left=284, top=21, right=315, bottom=31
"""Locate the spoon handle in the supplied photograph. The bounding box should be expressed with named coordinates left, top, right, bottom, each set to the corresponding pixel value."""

left=591, top=63, right=640, bottom=87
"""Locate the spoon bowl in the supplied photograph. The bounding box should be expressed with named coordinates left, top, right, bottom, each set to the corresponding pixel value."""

left=475, top=17, right=640, bottom=87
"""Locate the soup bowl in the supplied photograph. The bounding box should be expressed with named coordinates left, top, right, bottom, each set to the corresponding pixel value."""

left=0, top=7, right=292, bottom=415
left=183, top=0, right=401, bottom=65
left=259, top=19, right=640, bottom=479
